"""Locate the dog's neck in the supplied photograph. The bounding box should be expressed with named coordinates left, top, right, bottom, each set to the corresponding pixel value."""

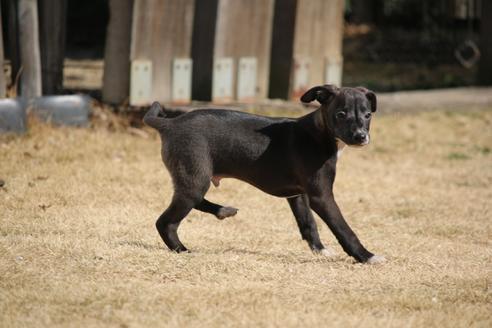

left=297, top=108, right=337, bottom=156
left=336, top=139, right=346, bottom=158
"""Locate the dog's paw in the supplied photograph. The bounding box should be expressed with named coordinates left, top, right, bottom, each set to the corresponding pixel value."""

left=216, top=207, right=238, bottom=220
left=313, top=247, right=337, bottom=258
left=366, top=254, right=386, bottom=264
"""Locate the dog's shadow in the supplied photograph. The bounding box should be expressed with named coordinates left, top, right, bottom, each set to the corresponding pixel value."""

left=118, top=240, right=162, bottom=251
left=200, top=247, right=345, bottom=264
left=116, top=241, right=346, bottom=264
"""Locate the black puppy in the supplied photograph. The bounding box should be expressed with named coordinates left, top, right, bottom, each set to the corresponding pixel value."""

left=144, top=84, right=385, bottom=264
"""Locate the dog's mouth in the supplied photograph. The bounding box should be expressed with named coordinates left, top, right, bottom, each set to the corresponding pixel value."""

left=354, top=139, right=370, bottom=147
left=347, top=136, right=370, bottom=147
left=337, top=134, right=370, bottom=148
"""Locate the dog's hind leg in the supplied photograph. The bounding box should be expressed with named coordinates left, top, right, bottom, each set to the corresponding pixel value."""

left=287, top=195, right=336, bottom=257
left=155, top=195, right=196, bottom=252
left=194, top=198, right=238, bottom=220
left=156, top=173, right=212, bottom=252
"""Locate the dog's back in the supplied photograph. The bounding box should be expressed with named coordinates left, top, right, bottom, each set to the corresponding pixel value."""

left=144, top=102, right=294, bottom=163
left=144, top=103, right=305, bottom=196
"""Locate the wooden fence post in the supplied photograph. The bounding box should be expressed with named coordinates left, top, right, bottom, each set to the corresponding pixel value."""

left=131, top=0, right=195, bottom=105
left=38, top=0, right=67, bottom=95
left=290, top=0, right=344, bottom=100
left=213, top=0, right=274, bottom=103
left=191, top=0, right=218, bottom=101
left=268, top=0, right=297, bottom=100
left=18, top=0, right=42, bottom=98
left=103, top=0, right=134, bottom=104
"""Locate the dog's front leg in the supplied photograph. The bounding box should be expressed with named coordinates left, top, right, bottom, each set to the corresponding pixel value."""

left=287, top=195, right=336, bottom=257
left=308, top=192, right=383, bottom=263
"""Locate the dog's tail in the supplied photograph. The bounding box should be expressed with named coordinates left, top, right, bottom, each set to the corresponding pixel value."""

left=143, top=102, right=168, bottom=130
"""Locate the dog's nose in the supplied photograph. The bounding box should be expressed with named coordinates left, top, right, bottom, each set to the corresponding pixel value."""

left=354, top=132, right=367, bottom=143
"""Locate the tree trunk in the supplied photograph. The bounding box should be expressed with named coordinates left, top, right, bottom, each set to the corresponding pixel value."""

left=478, top=0, right=492, bottom=85
left=0, top=5, right=6, bottom=98
left=38, top=0, right=67, bottom=95
left=102, top=0, right=133, bottom=104
left=18, top=0, right=42, bottom=98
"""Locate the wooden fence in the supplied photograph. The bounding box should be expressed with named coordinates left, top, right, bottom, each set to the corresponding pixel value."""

left=128, top=0, right=343, bottom=105
left=1, top=0, right=345, bottom=105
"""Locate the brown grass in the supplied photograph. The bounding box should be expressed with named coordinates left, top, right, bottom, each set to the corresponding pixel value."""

left=1, top=109, right=491, bottom=327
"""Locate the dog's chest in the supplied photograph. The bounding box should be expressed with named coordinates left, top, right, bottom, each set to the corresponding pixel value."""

left=336, top=140, right=346, bottom=159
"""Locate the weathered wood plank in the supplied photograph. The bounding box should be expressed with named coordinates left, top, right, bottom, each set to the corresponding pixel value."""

left=291, top=0, right=344, bottom=99
left=131, top=0, right=194, bottom=103
left=214, top=0, right=274, bottom=101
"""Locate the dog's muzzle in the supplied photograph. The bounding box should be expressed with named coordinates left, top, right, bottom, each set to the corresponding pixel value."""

left=353, top=132, right=370, bottom=146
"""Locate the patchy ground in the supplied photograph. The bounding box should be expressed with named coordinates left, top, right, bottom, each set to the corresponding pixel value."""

left=0, top=108, right=491, bottom=327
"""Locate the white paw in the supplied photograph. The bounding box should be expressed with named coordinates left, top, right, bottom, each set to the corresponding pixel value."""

left=366, top=255, right=386, bottom=264
left=314, top=247, right=337, bottom=258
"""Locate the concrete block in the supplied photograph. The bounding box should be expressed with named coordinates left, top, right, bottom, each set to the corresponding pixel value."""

left=0, top=99, right=27, bottom=134
left=32, top=95, right=91, bottom=126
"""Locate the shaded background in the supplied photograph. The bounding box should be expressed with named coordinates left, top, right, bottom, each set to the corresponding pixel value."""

left=0, top=0, right=490, bottom=102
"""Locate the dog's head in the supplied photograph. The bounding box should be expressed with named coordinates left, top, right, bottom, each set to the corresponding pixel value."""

left=301, top=85, right=377, bottom=147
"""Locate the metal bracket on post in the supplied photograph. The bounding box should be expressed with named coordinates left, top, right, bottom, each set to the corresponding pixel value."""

left=325, top=56, right=343, bottom=87
left=291, top=57, right=310, bottom=100
left=237, top=57, right=257, bottom=103
left=172, top=58, right=192, bottom=104
left=130, top=59, right=153, bottom=106
left=212, top=57, right=234, bottom=104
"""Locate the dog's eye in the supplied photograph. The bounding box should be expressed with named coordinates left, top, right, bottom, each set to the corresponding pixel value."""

left=336, top=111, right=347, bottom=120
left=365, top=112, right=372, bottom=119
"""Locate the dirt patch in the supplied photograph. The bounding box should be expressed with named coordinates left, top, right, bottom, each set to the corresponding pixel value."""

left=0, top=109, right=491, bottom=327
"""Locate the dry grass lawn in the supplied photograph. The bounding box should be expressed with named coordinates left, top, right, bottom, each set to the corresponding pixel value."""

left=1, top=108, right=491, bottom=327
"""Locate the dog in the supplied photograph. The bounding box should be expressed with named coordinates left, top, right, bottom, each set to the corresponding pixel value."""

left=144, top=84, right=385, bottom=264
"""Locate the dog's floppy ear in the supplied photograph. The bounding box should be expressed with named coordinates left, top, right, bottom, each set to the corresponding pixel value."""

left=356, top=87, right=377, bottom=112
left=300, top=85, right=339, bottom=105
